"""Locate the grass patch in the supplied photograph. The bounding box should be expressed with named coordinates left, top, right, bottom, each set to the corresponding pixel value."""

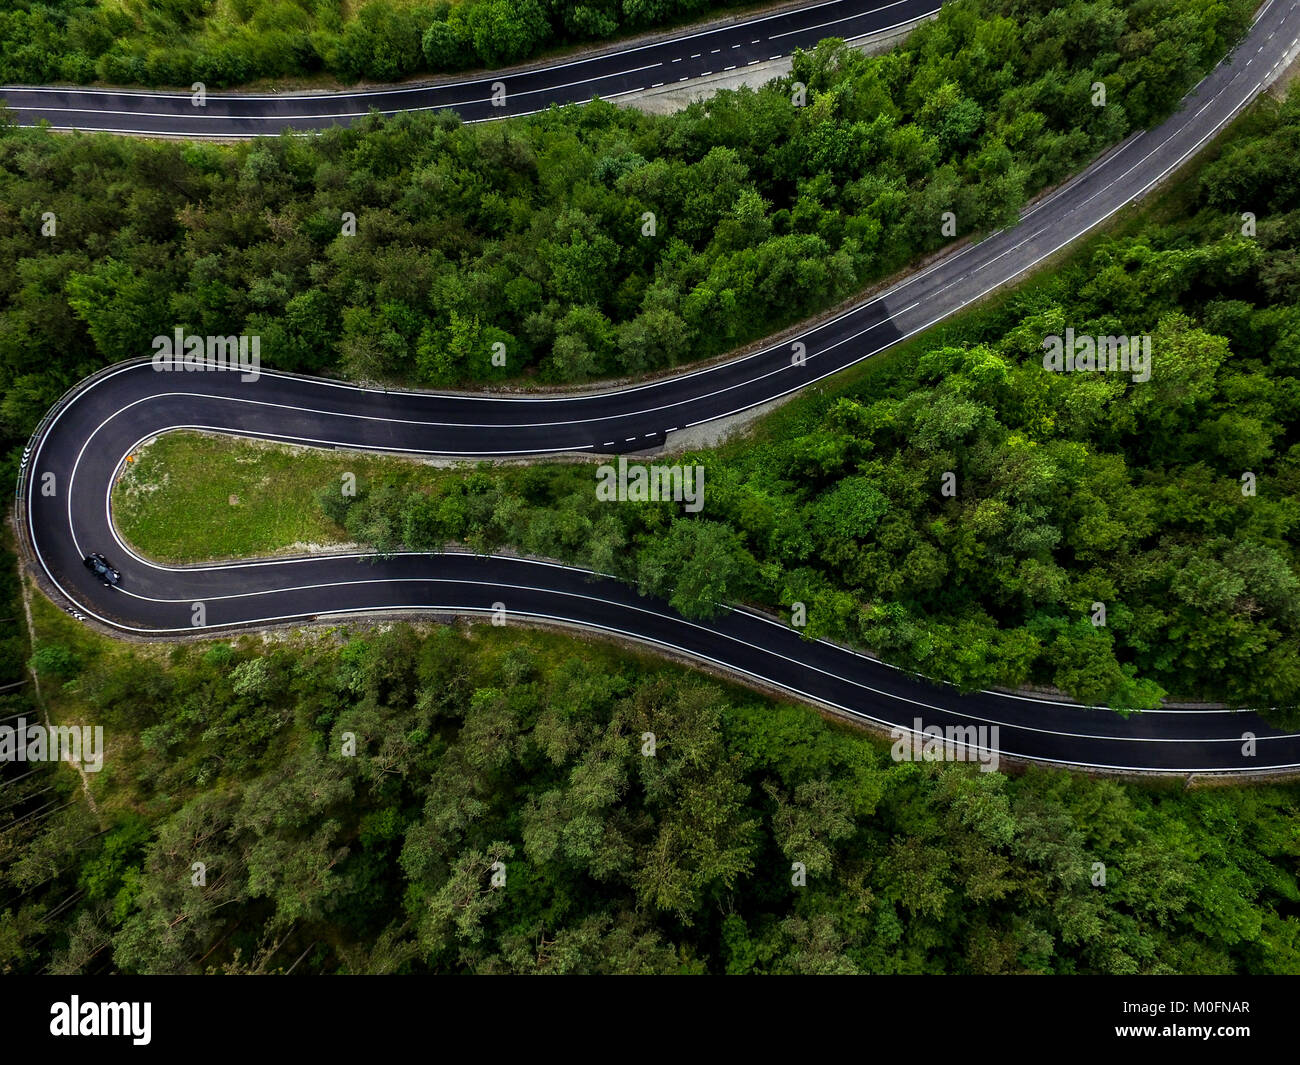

left=113, top=431, right=432, bottom=562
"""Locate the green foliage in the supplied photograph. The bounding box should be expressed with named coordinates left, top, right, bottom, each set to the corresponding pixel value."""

left=308, top=88, right=1300, bottom=714
left=30, top=641, right=82, bottom=680
left=0, top=0, right=1255, bottom=492
left=5, top=621, right=1298, bottom=974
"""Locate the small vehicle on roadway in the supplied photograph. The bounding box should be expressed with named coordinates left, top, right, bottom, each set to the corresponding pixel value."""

left=83, top=552, right=121, bottom=587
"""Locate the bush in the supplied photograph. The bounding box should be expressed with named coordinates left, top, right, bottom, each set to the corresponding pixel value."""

left=31, top=642, right=83, bottom=680
left=464, top=0, right=552, bottom=68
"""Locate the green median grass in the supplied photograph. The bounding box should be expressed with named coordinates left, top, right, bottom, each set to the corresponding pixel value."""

left=112, top=430, right=429, bottom=563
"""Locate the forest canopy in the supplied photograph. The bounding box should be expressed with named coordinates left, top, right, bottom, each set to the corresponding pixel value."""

left=6, top=611, right=1299, bottom=975
left=0, top=0, right=1258, bottom=480
left=2, top=0, right=1298, bottom=980
left=218, top=88, right=1300, bottom=716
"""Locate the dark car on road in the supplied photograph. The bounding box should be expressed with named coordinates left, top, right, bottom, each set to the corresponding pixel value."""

left=83, top=552, right=121, bottom=587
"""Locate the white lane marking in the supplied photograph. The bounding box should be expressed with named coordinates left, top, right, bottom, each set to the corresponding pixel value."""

left=9, top=62, right=665, bottom=121
left=62, top=372, right=1293, bottom=738
left=86, top=405, right=1300, bottom=738
left=769, top=0, right=916, bottom=40
left=111, top=575, right=1280, bottom=749
left=34, top=561, right=1300, bottom=764
left=78, top=403, right=1300, bottom=737
left=28, top=19, right=1298, bottom=503
left=735, top=608, right=1253, bottom=715
left=37, top=5, right=1271, bottom=436
left=4, top=6, right=948, bottom=145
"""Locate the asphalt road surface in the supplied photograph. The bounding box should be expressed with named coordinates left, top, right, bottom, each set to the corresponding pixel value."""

left=0, top=0, right=940, bottom=137
left=15, top=0, right=1300, bottom=771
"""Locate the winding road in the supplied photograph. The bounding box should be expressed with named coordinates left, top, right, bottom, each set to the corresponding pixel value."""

left=1, top=0, right=939, bottom=137
left=13, top=0, right=1300, bottom=772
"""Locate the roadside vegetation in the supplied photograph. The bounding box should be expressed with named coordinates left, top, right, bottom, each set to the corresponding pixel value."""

left=0, top=0, right=1258, bottom=489
left=112, top=86, right=1300, bottom=718
left=7, top=594, right=1300, bottom=974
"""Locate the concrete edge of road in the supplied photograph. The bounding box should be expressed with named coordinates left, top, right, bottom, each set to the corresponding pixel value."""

left=622, top=10, right=939, bottom=114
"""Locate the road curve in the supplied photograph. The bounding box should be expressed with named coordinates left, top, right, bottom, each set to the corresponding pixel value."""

left=15, top=0, right=1300, bottom=772
left=0, top=0, right=939, bottom=137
